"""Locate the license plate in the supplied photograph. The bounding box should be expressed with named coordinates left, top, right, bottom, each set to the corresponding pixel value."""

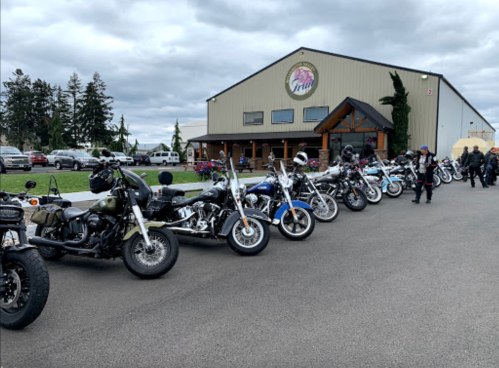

left=19, top=165, right=24, bottom=167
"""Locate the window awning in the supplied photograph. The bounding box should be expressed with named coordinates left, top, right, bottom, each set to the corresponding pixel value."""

left=189, top=131, right=321, bottom=143
left=314, top=97, right=394, bottom=133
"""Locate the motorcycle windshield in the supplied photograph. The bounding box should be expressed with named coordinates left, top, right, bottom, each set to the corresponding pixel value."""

left=279, top=160, right=290, bottom=187
left=229, top=158, right=239, bottom=197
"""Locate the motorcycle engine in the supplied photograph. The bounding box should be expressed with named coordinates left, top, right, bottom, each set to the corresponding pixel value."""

left=245, top=194, right=258, bottom=208
left=88, top=214, right=105, bottom=231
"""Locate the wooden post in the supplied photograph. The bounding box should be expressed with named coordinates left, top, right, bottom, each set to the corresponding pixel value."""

left=223, top=141, right=227, bottom=156
left=252, top=141, right=256, bottom=159
left=322, top=132, right=328, bottom=149
left=351, top=109, right=355, bottom=129
left=199, top=142, right=203, bottom=159
left=284, top=140, right=288, bottom=159
left=377, top=132, right=385, bottom=149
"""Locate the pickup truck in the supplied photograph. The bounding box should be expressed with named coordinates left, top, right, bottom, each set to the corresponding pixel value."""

left=0, top=146, right=32, bottom=173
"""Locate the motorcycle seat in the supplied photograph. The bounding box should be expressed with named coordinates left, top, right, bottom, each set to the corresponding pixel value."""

left=161, top=187, right=185, bottom=197
left=171, top=196, right=197, bottom=207
left=62, top=207, right=89, bottom=221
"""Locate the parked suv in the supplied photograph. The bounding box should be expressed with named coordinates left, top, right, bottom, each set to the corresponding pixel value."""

left=0, top=146, right=32, bottom=173
left=24, top=150, right=48, bottom=167
left=54, top=150, right=100, bottom=171
left=111, top=152, right=134, bottom=166
left=47, top=150, right=64, bottom=165
left=150, top=151, right=180, bottom=166
left=131, top=154, right=151, bottom=166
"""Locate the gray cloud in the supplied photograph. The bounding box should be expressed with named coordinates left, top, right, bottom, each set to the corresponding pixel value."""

left=1, top=0, right=497, bottom=145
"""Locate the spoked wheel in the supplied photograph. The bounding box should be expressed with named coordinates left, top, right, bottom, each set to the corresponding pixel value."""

left=364, top=185, right=383, bottom=204
left=122, top=227, right=179, bottom=279
left=35, top=225, right=66, bottom=260
left=453, top=172, right=463, bottom=181
left=434, top=174, right=442, bottom=187
left=307, top=193, right=339, bottom=222
left=342, top=188, right=368, bottom=211
left=227, top=217, right=270, bottom=256
left=440, top=171, right=453, bottom=184
left=0, top=249, right=50, bottom=329
left=386, top=181, right=404, bottom=198
left=278, top=208, right=315, bottom=241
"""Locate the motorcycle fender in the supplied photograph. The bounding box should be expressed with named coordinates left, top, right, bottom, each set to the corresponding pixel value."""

left=2, top=243, right=37, bottom=252
left=219, top=209, right=271, bottom=237
left=274, top=200, right=313, bottom=222
left=388, top=177, right=403, bottom=182
left=123, top=221, right=167, bottom=240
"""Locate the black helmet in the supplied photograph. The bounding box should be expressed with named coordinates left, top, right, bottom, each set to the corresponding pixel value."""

left=405, top=150, right=414, bottom=159
left=382, top=159, right=390, bottom=165
left=89, top=167, right=115, bottom=194
left=344, top=145, right=353, bottom=152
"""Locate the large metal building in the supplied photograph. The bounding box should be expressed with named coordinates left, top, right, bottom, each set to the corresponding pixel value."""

left=191, top=47, right=495, bottom=168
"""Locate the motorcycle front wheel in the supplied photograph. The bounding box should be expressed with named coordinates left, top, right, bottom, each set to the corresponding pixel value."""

left=386, top=181, right=404, bottom=198
left=434, top=174, right=442, bottom=187
left=364, top=185, right=382, bottom=205
left=278, top=208, right=315, bottom=241
left=227, top=217, right=270, bottom=256
left=342, top=187, right=368, bottom=211
left=0, top=249, right=50, bottom=329
left=440, top=171, right=453, bottom=184
left=122, top=227, right=179, bottom=279
left=453, top=172, right=463, bottom=181
left=307, top=193, right=339, bottom=222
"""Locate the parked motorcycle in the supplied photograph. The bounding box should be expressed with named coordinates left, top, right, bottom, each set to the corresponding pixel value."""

left=148, top=153, right=271, bottom=256
left=435, top=159, right=453, bottom=184
left=442, top=157, right=463, bottom=181
left=347, top=161, right=383, bottom=205
left=287, top=153, right=339, bottom=222
left=244, top=158, right=315, bottom=240
left=30, top=149, right=179, bottom=279
left=365, top=158, right=404, bottom=198
left=1, top=181, right=50, bottom=329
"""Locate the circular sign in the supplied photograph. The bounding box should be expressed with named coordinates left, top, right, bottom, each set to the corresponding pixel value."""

left=285, top=62, right=319, bottom=101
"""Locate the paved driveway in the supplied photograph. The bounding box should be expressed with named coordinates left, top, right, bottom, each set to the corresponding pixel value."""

left=1, top=182, right=498, bottom=368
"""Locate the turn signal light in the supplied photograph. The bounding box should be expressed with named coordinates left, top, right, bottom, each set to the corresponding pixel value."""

left=29, top=199, right=38, bottom=206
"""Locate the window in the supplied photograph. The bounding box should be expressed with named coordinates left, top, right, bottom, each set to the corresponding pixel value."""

left=162, top=152, right=169, bottom=157
left=272, top=109, right=294, bottom=124
left=244, top=112, right=263, bottom=125
left=243, top=146, right=262, bottom=158
left=304, top=107, right=329, bottom=122
left=271, top=146, right=293, bottom=159
left=304, top=146, right=321, bottom=159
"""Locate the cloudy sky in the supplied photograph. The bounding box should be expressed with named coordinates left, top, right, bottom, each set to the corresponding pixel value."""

left=2, top=0, right=498, bottom=146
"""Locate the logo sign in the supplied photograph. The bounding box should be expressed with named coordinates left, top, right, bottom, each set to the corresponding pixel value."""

left=285, top=62, right=319, bottom=101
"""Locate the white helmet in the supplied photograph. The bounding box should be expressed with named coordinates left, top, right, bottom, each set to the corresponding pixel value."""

left=294, top=152, right=308, bottom=166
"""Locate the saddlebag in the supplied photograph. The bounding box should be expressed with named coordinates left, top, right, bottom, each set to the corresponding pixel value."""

left=143, top=195, right=172, bottom=220
left=31, top=204, right=63, bottom=227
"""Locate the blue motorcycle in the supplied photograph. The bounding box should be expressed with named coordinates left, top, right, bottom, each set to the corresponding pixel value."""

left=364, top=159, right=404, bottom=198
left=244, top=159, right=315, bottom=241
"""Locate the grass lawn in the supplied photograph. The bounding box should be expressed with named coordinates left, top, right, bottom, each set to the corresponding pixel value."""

left=0, top=170, right=261, bottom=195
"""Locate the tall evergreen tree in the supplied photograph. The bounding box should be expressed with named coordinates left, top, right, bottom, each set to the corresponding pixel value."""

left=1, top=69, right=34, bottom=149
left=379, top=71, right=412, bottom=158
left=171, top=119, right=185, bottom=162
left=31, top=78, right=54, bottom=147
left=111, top=114, right=129, bottom=152
left=49, top=113, right=65, bottom=150
left=54, top=85, right=71, bottom=143
left=129, top=139, right=139, bottom=155
left=80, top=82, right=113, bottom=145
left=92, top=72, right=114, bottom=123
left=65, top=72, right=83, bottom=147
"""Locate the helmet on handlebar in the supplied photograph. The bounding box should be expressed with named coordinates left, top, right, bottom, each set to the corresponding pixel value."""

left=293, top=152, right=308, bottom=166
left=405, top=150, right=414, bottom=159
left=344, top=145, right=353, bottom=152
left=89, top=167, right=116, bottom=194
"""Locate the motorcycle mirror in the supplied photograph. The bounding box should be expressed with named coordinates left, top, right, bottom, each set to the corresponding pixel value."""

left=140, top=173, right=147, bottom=179
left=25, top=180, right=36, bottom=190
left=219, top=150, right=225, bottom=159
left=101, top=148, right=111, bottom=157
left=212, top=172, right=219, bottom=182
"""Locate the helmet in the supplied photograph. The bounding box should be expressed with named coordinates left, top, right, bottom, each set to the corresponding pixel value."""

left=344, top=145, right=353, bottom=152
left=89, top=167, right=116, bottom=194
left=405, top=150, right=414, bottom=159
left=293, top=152, right=308, bottom=166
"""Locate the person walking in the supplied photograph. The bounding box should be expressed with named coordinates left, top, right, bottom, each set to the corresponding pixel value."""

left=486, top=147, right=498, bottom=185
left=464, top=145, right=488, bottom=188
left=412, top=145, right=438, bottom=204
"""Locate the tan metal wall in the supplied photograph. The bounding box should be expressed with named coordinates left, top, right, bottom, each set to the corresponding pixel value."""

left=208, top=49, right=440, bottom=151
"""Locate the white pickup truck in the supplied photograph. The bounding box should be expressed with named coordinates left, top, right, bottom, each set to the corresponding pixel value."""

left=150, top=151, right=180, bottom=166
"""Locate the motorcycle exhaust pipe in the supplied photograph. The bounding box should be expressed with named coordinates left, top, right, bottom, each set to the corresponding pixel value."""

left=29, top=227, right=90, bottom=249
left=168, top=227, right=210, bottom=235
left=164, top=212, right=196, bottom=226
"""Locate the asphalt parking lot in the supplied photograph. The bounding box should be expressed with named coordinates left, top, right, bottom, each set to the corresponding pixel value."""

left=1, top=182, right=498, bottom=368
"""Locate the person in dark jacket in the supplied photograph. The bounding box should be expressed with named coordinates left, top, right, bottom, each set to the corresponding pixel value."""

left=485, top=147, right=498, bottom=185
left=396, top=150, right=407, bottom=165
left=460, top=146, right=469, bottom=166
left=341, top=145, right=354, bottom=163
left=464, top=145, right=488, bottom=188
left=412, top=145, right=438, bottom=204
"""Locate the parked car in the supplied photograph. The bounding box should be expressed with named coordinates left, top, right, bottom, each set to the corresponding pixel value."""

left=54, top=150, right=100, bottom=171
left=111, top=152, right=134, bottom=166
left=150, top=151, right=180, bottom=166
left=24, top=150, right=48, bottom=167
left=131, top=154, right=151, bottom=166
left=0, top=146, right=32, bottom=173
left=47, top=150, right=64, bottom=165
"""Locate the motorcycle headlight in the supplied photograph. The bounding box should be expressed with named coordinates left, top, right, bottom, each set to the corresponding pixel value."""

left=238, top=184, right=247, bottom=197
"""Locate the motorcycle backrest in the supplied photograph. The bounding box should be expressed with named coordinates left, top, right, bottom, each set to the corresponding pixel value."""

left=158, top=171, right=173, bottom=185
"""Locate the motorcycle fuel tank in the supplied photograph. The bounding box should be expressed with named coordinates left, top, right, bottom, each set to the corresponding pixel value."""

left=89, top=196, right=123, bottom=216
left=247, top=182, right=274, bottom=195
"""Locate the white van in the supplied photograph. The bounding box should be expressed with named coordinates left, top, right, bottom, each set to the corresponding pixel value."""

left=150, top=151, right=180, bottom=166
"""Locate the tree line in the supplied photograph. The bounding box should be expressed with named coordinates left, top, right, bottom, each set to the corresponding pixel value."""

left=0, top=69, right=130, bottom=152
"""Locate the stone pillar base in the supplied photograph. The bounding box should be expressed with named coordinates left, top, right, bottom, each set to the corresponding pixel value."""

left=319, top=149, right=330, bottom=171
left=374, top=149, right=388, bottom=159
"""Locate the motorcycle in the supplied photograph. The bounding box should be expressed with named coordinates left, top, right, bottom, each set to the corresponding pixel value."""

left=442, top=158, right=463, bottom=181
left=365, top=159, right=404, bottom=198
left=435, top=159, right=452, bottom=184
left=348, top=161, right=383, bottom=205
left=148, top=153, right=271, bottom=256
left=244, top=158, right=315, bottom=241
left=315, top=162, right=368, bottom=211
left=1, top=181, right=50, bottom=329
left=30, top=149, right=179, bottom=279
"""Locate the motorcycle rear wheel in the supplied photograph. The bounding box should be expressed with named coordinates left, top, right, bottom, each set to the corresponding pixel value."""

left=342, top=188, right=368, bottom=211
left=122, top=227, right=179, bottom=279
left=278, top=208, right=315, bottom=241
left=35, top=225, right=66, bottom=260
left=307, top=193, right=339, bottom=222
left=0, top=249, right=50, bottom=329
left=227, top=217, right=270, bottom=256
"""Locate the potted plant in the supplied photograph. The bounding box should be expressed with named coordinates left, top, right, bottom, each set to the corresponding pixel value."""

left=303, top=159, right=321, bottom=173
left=298, top=142, right=307, bottom=151
left=194, top=161, right=221, bottom=182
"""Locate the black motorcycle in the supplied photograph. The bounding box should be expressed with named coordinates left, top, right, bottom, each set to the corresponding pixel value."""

left=146, top=154, right=271, bottom=256
left=1, top=181, right=49, bottom=329
left=30, top=150, right=179, bottom=279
